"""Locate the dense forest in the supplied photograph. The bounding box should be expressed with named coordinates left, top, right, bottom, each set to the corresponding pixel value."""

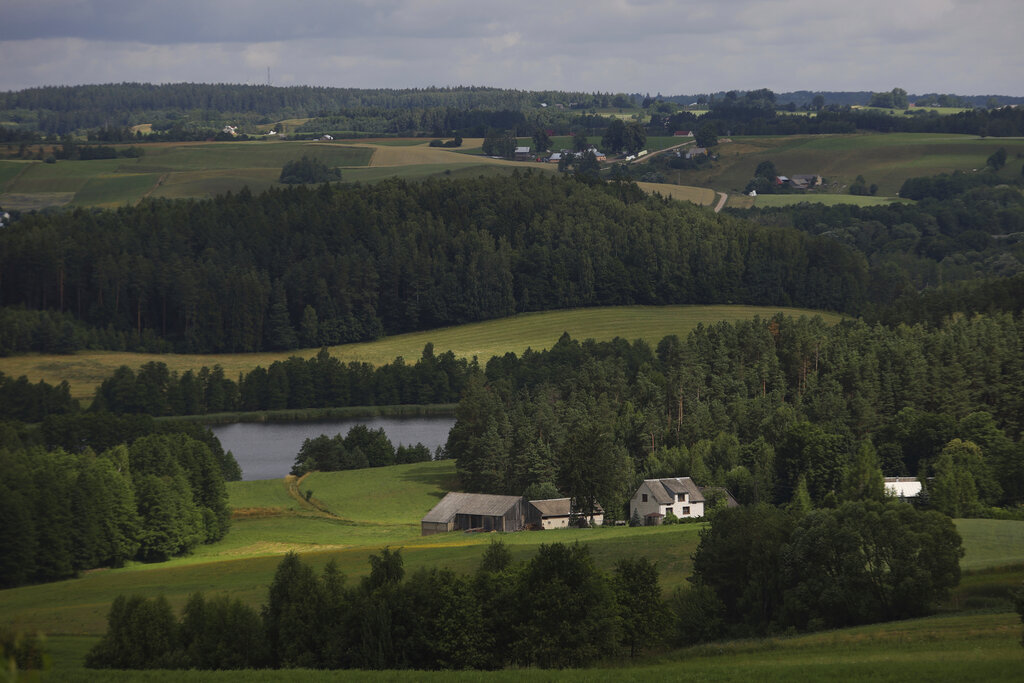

left=0, top=84, right=619, bottom=136
left=91, top=345, right=473, bottom=416
left=3, top=83, right=1023, bottom=140
left=446, top=314, right=1024, bottom=520
left=646, top=90, right=1024, bottom=138
left=0, top=173, right=870, bottom=354
left=735, top=175, right=1024, bottom=306
left=0, top=424, right=236, bottom=588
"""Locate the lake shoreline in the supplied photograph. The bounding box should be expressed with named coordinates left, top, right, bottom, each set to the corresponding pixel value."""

left=157, top=403, right=457, bottom=426
left=209, top=413, right=457, bottom=481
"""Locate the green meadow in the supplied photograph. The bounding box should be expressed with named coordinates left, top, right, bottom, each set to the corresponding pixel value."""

left=746, top=193, right=910, bottom=208
left=2, top=457, right=1021, bottom=680
left=0, top=141, right=374, bottom=208
left=0, top=304, right=842, bottom=401
left=5, top=132, right=1016, bottom=211
left=654, top=132, right=1024, bottom=197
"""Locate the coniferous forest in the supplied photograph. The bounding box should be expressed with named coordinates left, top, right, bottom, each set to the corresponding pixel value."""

left=1, top=173, right=868, bottom=354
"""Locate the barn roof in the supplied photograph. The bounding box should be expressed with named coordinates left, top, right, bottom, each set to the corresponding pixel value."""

left=422, top=492, right=523, bottom=523
left=529, top=497, right=604, bottom=517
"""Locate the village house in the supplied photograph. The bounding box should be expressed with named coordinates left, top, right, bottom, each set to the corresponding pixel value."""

left=884, top=476, right=922, bottom=500
left=526, top=498, right=605, bottom=529
left=514, top=146, right=533, bottom=161
left=421, top=492, right=525, bottom=536
left=630, top=477, right=705, bottom=525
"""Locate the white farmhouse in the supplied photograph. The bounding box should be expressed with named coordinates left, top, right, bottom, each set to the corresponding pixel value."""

left=630, top=477, right=704, bottom=525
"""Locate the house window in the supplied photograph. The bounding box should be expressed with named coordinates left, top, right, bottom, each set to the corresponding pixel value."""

left=666, top=507, right=673, bottom=515
left=682, top=506, right=690, bottom=515
left=641, top=493, right=648, bottom=502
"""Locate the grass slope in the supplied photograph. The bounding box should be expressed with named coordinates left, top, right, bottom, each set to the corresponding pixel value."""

left=2, top=458, right=1021, bottom=678
left=646, top=133, right=1024, bottom=198
left=0, top=304, right=842, bottom=401
left=956, top=518, right=1024, bottom=569
left=37, top=609, right=1023, bottom=681
left=746, top=193, right=910, bottom=208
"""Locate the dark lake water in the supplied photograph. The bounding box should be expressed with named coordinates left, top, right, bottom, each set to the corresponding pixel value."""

left=210, top=416, right=456, bottom=481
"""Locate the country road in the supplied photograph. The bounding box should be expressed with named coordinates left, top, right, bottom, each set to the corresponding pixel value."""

left=714, top=192, right=728, bottom=212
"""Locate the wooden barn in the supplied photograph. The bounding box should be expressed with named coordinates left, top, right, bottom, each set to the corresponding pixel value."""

left=526, top=498, right=604, bottom=529
left=421, top=492, right=525, bottom=536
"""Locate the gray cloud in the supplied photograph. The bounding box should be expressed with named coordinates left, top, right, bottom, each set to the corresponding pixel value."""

left=1, top=0, right=1021, bottom=95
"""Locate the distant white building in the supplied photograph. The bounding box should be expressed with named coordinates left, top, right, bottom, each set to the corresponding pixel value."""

left=885, top=477, right=922, bottom=500
left=630, top=477, right=705, bottom=525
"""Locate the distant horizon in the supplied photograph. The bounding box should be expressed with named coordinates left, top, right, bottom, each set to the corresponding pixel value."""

left=2, top=1, right=1020, bottom=98
left=2, top=81, right=1022, bottom=101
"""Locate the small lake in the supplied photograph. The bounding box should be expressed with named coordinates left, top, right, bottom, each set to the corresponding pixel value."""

left=210, top=416, right=456, bottom=481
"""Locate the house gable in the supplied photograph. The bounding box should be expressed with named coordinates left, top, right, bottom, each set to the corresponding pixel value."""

left=630, top=477, right=706, bottom=525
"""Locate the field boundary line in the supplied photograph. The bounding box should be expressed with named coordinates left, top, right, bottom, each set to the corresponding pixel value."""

left=2, top=160, right=35, bottom=192
left=286, top=473, right=355, bottom=522
left=142, top=172, right=168, bottom=199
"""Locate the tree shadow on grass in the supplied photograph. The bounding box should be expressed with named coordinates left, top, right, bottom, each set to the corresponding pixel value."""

left=396, top=461, right=459, bottom=499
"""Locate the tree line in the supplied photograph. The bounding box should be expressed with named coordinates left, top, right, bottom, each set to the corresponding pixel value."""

left=0, top=83, right=623, bottom=136
left=447, top=314, right=1024, bottom=520
left=0, top=430, right=232, bottom=588
left=290, top=425, right=433, bottom=476
left=91, top=344, right=473, bottom=416
left=0, top=371, right=78, bottom=422
left=85, top=543, right=660, bottom=670
left=648, top=89, right=1024, bottom=138
left=0, top=173, right=872, bottom=354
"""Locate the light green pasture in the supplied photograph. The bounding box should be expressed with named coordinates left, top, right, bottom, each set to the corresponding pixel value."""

left=0, top=304, right=842, bottom=401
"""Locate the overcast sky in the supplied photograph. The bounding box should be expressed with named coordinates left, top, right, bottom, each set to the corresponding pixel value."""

left=2, top=0, right=1021, bottom=96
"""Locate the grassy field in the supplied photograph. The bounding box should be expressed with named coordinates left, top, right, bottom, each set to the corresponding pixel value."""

left=0, top=304, right=843, bottom=401
left=956, top=518, right=1024, bottom=569
left=0, top=141, right=375, bottom=208
left=747, top=193, right=911, bottom=208
left=6, top=132, right=1013, bottom=211
left=1, top=454, right=1020, bottom=679
left=634, top=181, right=717, bottom=205
left=642, top=133, right=1024, bottom=197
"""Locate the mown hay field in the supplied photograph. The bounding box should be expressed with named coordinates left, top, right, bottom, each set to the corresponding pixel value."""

left=635, top=181, right=716, bottom=205
left=0, top=305, right=843, bottom=401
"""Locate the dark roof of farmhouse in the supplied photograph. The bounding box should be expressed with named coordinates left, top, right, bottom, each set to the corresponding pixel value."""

left=422, top=492, right=523, bottom=523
